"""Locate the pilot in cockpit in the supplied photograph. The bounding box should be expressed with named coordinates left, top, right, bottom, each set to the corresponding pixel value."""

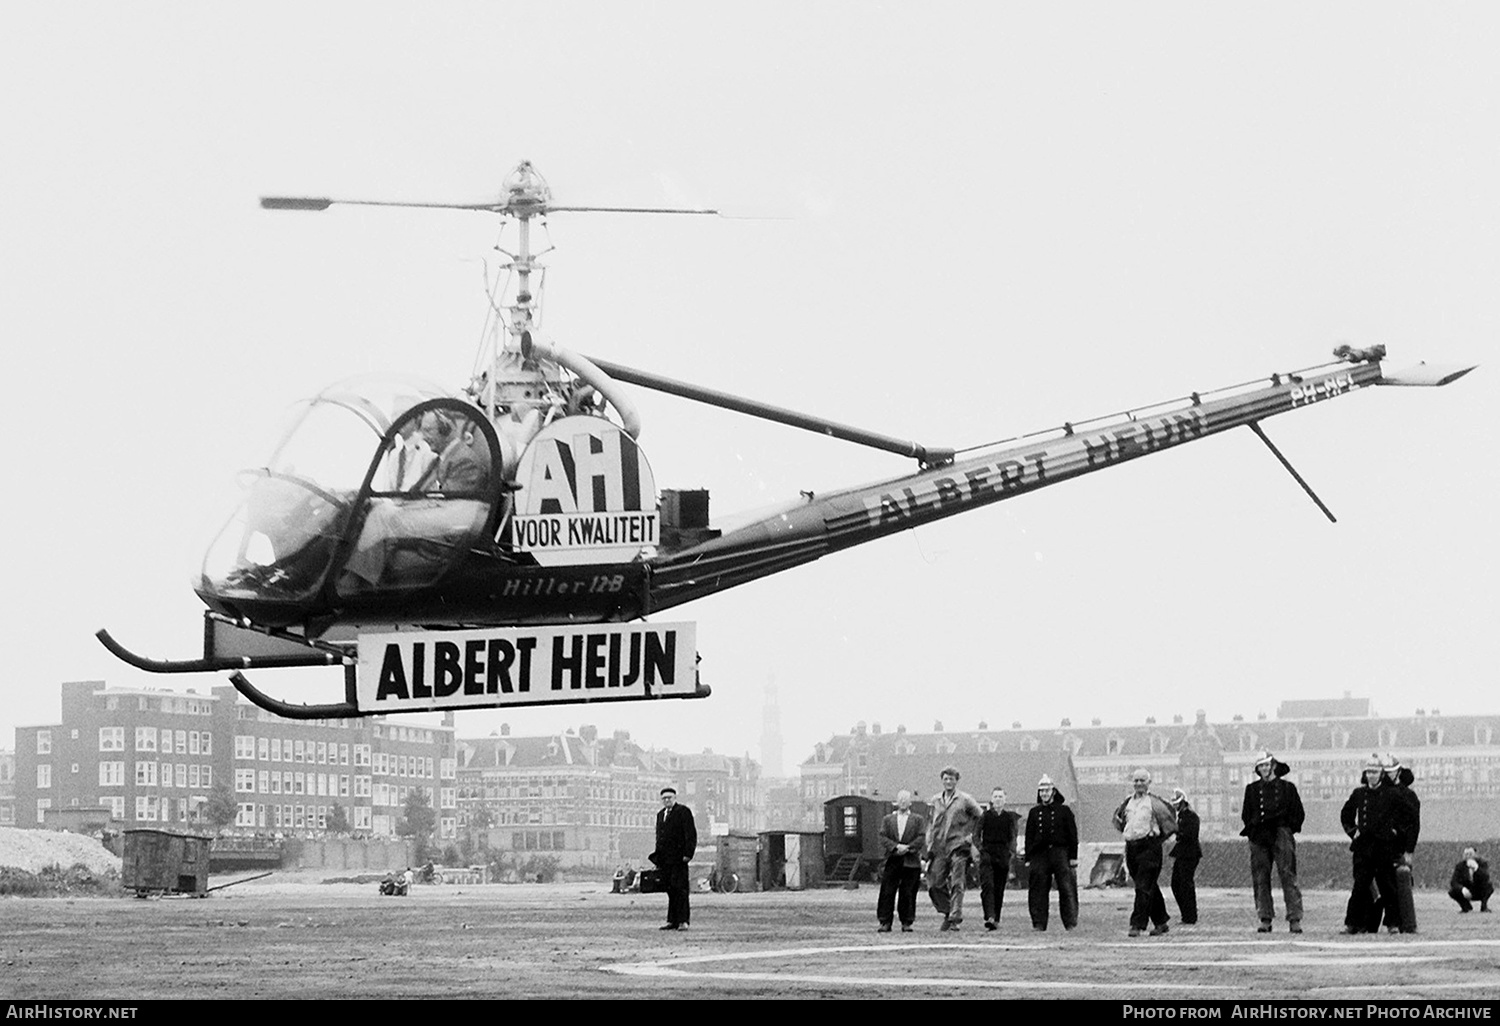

left=422, top=410, right=489, bottom=496
left=340, top=410, right=492, bottom=591
left=384, top=417, right=437, bottom=494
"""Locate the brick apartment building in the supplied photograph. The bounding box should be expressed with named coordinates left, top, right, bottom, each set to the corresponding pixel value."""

left=14, top=680, right=455, bottom=839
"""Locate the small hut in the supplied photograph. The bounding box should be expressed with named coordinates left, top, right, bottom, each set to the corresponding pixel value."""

left=121, top=829, right=212, bottom=897
left=756, top=830, right=825, bottom=890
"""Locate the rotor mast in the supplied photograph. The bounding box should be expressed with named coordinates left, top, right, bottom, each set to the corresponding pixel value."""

left=479, top=161, right=557, bottom=423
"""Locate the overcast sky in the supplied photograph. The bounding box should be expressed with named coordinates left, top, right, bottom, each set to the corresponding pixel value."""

left=3, top=2, right=1496, bottom=777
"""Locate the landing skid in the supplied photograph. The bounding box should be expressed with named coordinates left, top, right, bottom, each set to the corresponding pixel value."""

left=96, top=613, right=710, bottom=720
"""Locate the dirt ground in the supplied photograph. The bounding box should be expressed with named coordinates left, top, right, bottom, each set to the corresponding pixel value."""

left=3, top=876, right=1499, bottom=1000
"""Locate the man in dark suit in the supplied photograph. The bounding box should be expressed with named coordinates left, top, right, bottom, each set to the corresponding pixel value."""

left=876, top=789, right=927, bottom=933
left=651, top=785, right=697, bottom=930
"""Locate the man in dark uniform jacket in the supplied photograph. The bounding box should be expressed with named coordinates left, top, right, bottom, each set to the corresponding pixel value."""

left=1024, top=775, right=1079, bottom=931
left=978, top=786, right=1019, bottom=930
left=650, top=786, right=697, bottom=930
left=1380, top=757, right=1420, bottom=934
left=876, top=789, right=927, bottom=932
left=1241, top=750, right=1305, bottom=933
left=1168, top=788, right=1202, bottom=925
left=1341, top=754, right=1397, bottom=934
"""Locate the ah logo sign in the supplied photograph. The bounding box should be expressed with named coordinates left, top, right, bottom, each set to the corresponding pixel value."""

left=512, top=416, right=658, bottom=566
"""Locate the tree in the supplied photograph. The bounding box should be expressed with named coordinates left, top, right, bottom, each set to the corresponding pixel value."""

left=326, top=804, right=350, bottom=834
left=397, top=790, right=437, bottom=862
left=202, top=782, right=237, bottom=833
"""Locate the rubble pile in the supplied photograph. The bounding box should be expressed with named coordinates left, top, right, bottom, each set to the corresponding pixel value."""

left=0, top=827, right=121, bottom=875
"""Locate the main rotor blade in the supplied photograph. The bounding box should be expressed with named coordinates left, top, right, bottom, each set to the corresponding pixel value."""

left=260, top=196, right=504, bottom=212
left=549, top=205, right=719, bottom=216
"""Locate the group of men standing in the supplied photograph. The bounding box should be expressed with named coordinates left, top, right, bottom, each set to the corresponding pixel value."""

left=877, top=766, right=1089, bottom=933
left=1340, top=753, right=1421, bottom=934
left=655, top=751, right=1490, bottom=936
left=875, top=768, right=998, bottom=933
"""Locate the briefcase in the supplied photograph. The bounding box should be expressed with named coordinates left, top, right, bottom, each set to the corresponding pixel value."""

left=638, top=869, right=664, bottom=893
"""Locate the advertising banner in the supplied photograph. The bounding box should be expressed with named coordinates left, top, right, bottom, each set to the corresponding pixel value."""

left=356, top=621, right=696, bottom=712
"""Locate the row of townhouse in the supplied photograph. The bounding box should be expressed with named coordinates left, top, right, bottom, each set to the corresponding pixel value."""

left=790, top=698, right=1500, bottom=841
left=453, top=726, right=764, bottom=868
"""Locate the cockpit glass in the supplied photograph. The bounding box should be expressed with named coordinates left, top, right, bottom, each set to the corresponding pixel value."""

left=197, top=375, right=450, bottom=604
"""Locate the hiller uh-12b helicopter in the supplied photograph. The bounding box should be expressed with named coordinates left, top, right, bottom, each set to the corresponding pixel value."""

left=99, top=162, right=1475, bottom=720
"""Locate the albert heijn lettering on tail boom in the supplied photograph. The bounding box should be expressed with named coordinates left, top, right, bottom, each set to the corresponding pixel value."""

left=96, top=155, right=1478, bottom=721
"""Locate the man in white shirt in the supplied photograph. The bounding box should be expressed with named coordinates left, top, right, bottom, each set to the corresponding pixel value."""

left=1112, top=768, right=1177, bottom=937
left=876, top=790, right=927, bottom=932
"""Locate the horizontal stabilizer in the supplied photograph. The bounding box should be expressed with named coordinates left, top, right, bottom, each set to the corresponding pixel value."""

left=1380, top=362, right=1478, bottom=387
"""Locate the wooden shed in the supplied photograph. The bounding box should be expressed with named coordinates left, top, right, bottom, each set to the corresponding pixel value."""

left=756, top=830, right=825, bottom=891
left=714, top=831, right=761, bottom=892
left=121, top=829, right=212, bottom=897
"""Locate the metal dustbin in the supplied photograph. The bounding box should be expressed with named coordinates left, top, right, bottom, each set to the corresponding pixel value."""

left=122, top=829, right=212, bottom=897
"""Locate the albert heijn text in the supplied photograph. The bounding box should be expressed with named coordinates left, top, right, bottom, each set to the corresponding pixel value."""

left=355, top=622, right=697, bottom=711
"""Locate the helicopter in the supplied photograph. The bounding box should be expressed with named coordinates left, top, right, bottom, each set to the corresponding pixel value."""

left=98, top=161, right=1476, bottom=721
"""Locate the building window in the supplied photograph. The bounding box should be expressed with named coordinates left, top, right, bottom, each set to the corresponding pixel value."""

left=1427, top=727, right=1443, bottom=746
left=36, top=765, right=52, bottom=789
left=136, top=762, right=158, bottom=786
left=1107, top=737, right=1122, bottom=756
left=99, top=727, right=124, bottom=752
left=37, top=799, right=52, bottom=823
left=99, top=762, right=124, bottom=787
left=235, top=736, right=255, bottom=760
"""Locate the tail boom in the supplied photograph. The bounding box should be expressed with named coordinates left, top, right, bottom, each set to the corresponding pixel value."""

left=648, top=357, right=1434, bottom=609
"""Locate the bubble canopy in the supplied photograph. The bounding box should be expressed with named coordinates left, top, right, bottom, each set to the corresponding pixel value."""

left=196, top=375, right=502, bottom=621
